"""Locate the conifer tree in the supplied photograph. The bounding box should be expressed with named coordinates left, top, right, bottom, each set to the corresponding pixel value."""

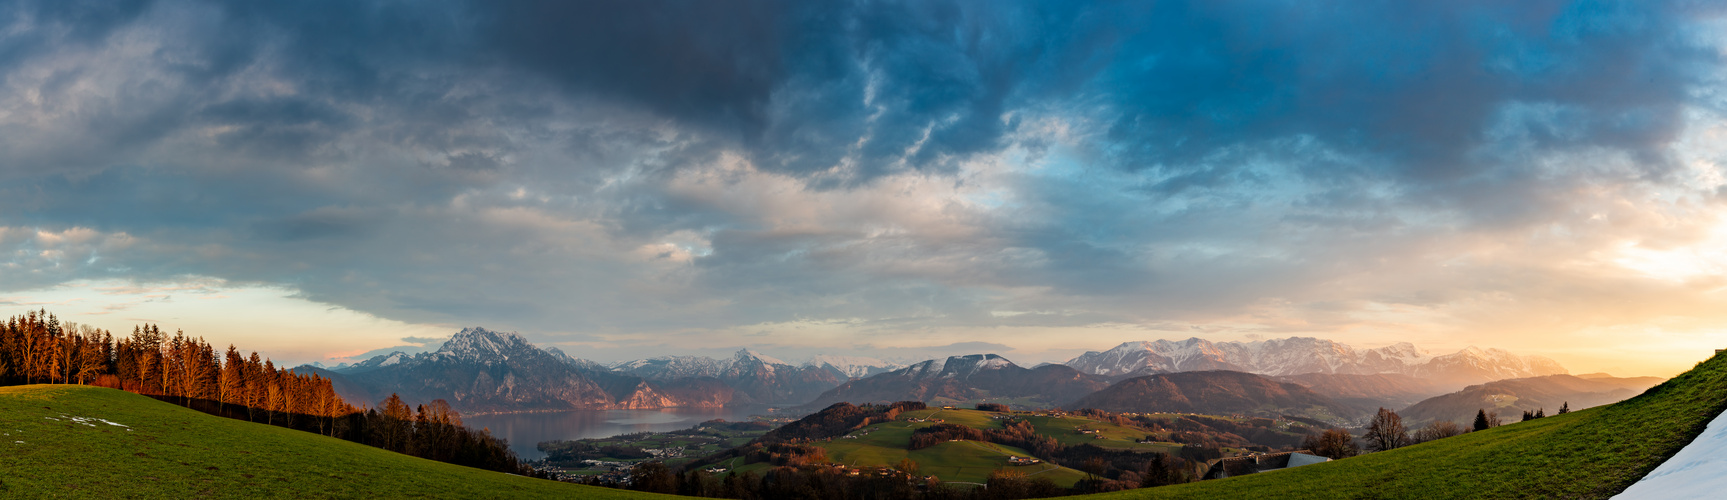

left=220, top=346, right=245, bottom=412
left=1558, top=402, right=1569, bottom=414
left=1473, top=409, right=1491, bottom=431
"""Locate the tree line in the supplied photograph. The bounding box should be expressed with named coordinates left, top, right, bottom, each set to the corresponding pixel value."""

left=0, top=310, right=531, bottom=477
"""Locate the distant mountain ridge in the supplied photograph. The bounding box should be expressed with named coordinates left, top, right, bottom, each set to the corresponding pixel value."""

left=798, top=354, right=1110, bottom=410
left=1065, top=370, right=1357, bottom=423
left=609, top=352, right=901, bottom=381
left=1065, top=337, right=1567, bottom=386
left=1272, top=372, right=1454, bottom=418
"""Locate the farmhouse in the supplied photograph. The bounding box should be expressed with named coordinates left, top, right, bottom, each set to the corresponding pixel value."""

left=1203, top=451, right=1330, bottom=479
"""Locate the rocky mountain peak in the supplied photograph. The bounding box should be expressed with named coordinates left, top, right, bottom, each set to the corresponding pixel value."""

left=803, top=354, right=900, bottom=379
left=733, top=349, right=788, bottom=366
left=434, top=327, right=537, bottom=361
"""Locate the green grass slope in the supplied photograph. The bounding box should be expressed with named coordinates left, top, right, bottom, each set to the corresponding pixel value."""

left=0, top=385, right=667, bottom=499
left=1085, top=352, right=1727, bottom=499
left=795, top=408, right=1091, bottom=487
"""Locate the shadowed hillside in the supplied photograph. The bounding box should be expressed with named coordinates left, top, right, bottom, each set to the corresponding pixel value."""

left=1273, top=372, right=1453, bottom=417
left=1066, top=371, right=1356, bottom=423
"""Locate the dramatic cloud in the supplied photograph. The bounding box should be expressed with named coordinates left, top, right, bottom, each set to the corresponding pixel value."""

left=1, top=0, right=1724, bottom=374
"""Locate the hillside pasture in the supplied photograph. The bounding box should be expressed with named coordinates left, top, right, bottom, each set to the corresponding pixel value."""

left=0, top=385, right=661, bottom=499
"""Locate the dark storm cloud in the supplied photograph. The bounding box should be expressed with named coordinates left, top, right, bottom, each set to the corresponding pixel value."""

left=460, top=0, right=1716, bottom=187
left=7, top=0, right=1709, bottom=184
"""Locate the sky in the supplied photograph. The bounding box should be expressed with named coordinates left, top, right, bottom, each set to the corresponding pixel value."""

left=2, top=0, right=1726, bottom=377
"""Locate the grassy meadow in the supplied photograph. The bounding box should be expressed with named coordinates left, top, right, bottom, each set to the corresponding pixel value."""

left=0, top=384, right=664, bottom=499
left=802, top=407, right=1092, bottom=487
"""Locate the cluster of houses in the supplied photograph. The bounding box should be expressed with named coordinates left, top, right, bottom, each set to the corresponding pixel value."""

left=842, top=427, right=882, bottom=440
left=560, top=461, right=637, bottom=486
left=815, top=463, right=938, bottom=483
left=1075, top=428, right=1109, bottom=439
left=1006, top=456, right=1042, bottom=466
left=639, top=446, right=687, bottom=458
left=529, top=461, right=582, bottom=482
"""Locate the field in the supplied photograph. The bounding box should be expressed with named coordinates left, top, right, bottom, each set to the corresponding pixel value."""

left=1018, top=413, right=1182, bottom=454
left=0, top=385, right=664, bottom=499
left=541, top=422, right=776, bottom=477
left=1082, top=352, right=1727, bottom=499
left=789, top=407, right=1218, bottom=487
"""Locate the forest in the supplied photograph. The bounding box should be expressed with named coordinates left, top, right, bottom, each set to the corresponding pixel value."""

left=0, top=310, right=530, bottom=477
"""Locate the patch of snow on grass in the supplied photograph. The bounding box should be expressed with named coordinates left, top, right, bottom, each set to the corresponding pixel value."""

left=1614, top=409, right=1727, bottom=499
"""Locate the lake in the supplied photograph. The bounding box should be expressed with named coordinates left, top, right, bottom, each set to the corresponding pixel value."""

left=462, top=406, right=769, bottom=460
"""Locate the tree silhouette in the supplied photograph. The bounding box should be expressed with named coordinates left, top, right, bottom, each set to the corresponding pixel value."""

left=1363, top=407, right=1409, bottom=452
left=1473, top=409, right=1491, bottom=431
left=1308, top=428, right=1360, bottom=459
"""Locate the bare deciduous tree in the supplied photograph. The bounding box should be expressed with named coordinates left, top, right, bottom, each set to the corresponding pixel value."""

left=1301, top=428, right=1360, bottom=459
left=1363, top=407, right=1409, bottom=452
left=1415, top=420, right=1464, bottom=443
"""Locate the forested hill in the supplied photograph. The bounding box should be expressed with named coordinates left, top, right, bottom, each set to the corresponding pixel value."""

left=1066, top=371, right=1356, bottom=423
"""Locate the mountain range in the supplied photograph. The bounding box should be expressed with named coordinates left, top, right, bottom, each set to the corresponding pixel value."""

left=796, top=354, right=1110, bottom=410
left=1064, top=370, right=1356, bottom=422
left=314, top=329, right=1602, bottom=420
left=1066, top=337, right=1568, bottom=387
left=326, top=327, right=869, bottom=413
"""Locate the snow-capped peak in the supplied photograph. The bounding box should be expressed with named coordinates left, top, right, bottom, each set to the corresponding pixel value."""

left=734, top=349, right=788, bottom=366
left=893, top=354, right=1017, bottom=380
left=378, top=352, right=408, bottom=366
left=434, top=327, right=537, bottom=361
left=1065, top=336, right=1564, bottom=384
left=803, top=354, right=900, bottom=378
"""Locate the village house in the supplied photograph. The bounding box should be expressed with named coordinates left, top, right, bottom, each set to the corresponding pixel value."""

left=1203, top=451, right=1330, bottom=480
